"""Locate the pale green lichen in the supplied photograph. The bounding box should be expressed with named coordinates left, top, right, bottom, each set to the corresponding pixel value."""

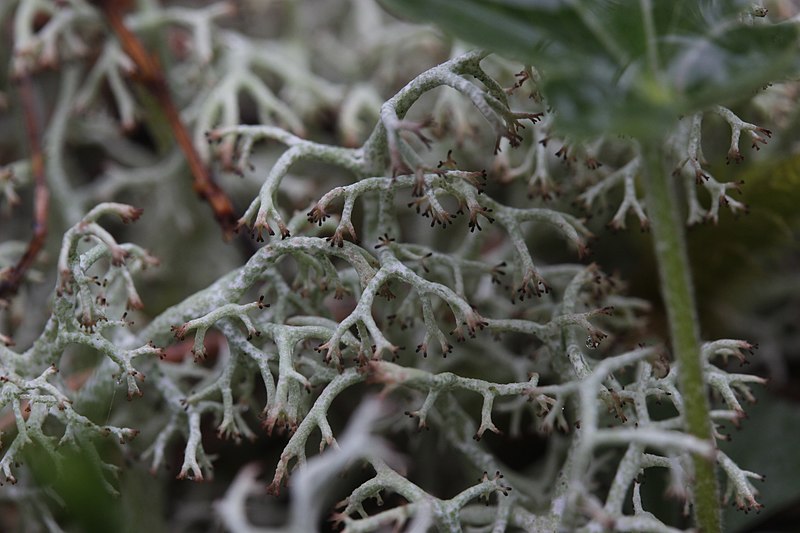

left=0, top=1, right=780, bottom=531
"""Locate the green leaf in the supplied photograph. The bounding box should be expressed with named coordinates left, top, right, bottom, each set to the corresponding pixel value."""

left=380, top=0, right=800, bottom=139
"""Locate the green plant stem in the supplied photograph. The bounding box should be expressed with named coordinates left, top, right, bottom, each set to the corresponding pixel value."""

left=642, top=143, right=720, bottom=533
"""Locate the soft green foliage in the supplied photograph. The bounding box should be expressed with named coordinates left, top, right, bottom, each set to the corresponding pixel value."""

left=381, top=0, right=798, bottom=139
left=0, top=1, right=797, bottom=532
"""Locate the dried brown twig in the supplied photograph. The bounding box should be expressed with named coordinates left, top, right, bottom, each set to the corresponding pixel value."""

left=0, top=74, right=49, bottom=301
left=92, top=0, right=239, bottom=239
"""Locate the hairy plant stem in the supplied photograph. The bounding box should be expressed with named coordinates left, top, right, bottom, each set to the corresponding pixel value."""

left=642, top=143, right=720, bottom=533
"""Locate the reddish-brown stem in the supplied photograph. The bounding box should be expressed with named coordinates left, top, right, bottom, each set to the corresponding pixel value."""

left=0, top=75, right=49, bottom=300
left=94, top=0, right=238, bottom=238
